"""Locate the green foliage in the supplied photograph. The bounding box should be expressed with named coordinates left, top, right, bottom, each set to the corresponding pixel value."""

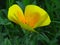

left=0, top=0, right=60, bottom=45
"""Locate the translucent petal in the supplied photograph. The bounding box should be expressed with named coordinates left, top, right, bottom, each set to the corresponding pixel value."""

left=8, top=4, right=26, bottom=24
left=25, top=5, right=51, bottom=28
left=38, top=13, right=51, bottom=27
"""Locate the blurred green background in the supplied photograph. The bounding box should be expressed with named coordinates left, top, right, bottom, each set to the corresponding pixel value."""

left=0, top=0, right=60, bottom=45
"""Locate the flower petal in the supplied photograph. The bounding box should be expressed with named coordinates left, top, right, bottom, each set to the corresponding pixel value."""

left=18, top=21, right=37, bottom=32
left=25, top=5, right=40, bottom=28
left=25, top=5, right=51, bottom=28
left=8, top=4, right=26, bottom=24
left=38, top=13, right=51, bottom=27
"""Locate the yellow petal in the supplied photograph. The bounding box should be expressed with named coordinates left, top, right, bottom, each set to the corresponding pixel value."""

left=25, top=5, right=51, bottom=28
left=8, top=4, right=26, bottom=24
left=38, top=13, right=51, bottom=27
left=25, top=5, right=40, bottom=28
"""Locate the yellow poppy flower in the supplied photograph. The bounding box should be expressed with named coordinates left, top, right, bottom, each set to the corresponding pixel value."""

left=8, top=4, right=51, bottom=32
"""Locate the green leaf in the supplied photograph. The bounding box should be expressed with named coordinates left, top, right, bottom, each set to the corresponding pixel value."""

left=22, top=0, right=35, bottom=6
left=6, top=0, right=14, bottom=8
left=3, top=38, right=12, bottom=45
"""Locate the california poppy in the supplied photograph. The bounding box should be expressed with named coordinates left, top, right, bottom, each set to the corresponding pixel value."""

left=8, top=4, right=51, bottom=32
